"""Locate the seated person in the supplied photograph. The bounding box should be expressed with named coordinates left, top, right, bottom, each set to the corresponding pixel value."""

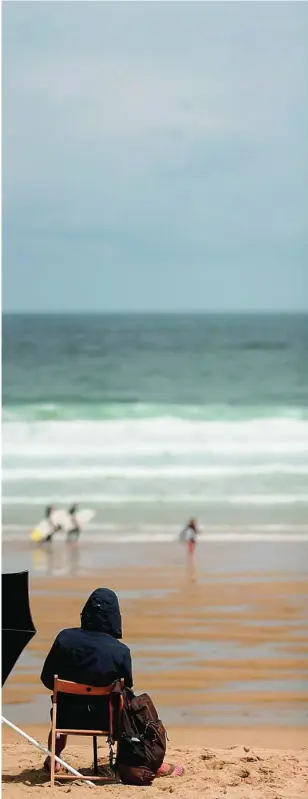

left=41, top=587, right=183, bottom=778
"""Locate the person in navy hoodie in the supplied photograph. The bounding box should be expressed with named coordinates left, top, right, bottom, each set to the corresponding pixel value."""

left=41, top=587, right=183, bottom=779
left=41, top=587, right=132, bottom=772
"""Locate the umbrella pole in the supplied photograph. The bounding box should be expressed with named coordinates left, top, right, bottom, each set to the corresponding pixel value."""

left=1, top=716, right=95, bottom=788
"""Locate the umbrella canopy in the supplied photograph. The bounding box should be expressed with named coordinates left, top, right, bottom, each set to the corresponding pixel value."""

left=2, top=570, right=36, bottom=686
left=1, top=571, right=94, bottom=785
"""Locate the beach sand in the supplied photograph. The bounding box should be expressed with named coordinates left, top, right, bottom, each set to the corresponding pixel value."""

left=2, top=539, right=308, bottom=796
left=2, top=738, right=308, bottom=798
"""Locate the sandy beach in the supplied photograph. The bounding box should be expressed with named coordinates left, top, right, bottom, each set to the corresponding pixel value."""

left=2, top=738, right=308, bottom=798
left=2, top=539, right=308, bottom=796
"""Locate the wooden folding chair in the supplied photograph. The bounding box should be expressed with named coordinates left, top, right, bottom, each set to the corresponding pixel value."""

left=50, top=675, right=124, bottom=786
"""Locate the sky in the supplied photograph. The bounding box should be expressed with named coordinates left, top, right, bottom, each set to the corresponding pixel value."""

left=2, top=1, right=308, bottom=313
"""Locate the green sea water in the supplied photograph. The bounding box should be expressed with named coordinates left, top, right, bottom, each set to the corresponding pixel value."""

left=2, top=313, right=308, bottom=539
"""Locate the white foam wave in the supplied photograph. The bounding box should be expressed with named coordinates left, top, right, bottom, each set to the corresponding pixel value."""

left=2, top=493, right=308, bottom=506
left=3, top=418, right=308, bottom=458
left=3, top=464, right=308, bottom=481
left=2, top=524, right=308, bottom=543
left=3, top=522, right=308, bottom=533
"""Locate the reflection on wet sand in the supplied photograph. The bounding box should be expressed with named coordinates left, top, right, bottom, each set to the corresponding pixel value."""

left=31, top=543, right=81, bottom=577
left=186, top=557, right=197, bottom=585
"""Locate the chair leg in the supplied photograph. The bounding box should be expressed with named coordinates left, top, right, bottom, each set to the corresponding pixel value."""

left=93, top=735, right=98, bottom=775
left=50, top=700, right=57, bottom=786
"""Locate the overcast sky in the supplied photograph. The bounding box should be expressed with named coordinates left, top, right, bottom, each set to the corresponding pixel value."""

left=2, top=1, right=308, bottom=312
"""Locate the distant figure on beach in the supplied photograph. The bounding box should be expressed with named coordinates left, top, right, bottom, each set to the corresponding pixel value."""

left=180, top=518, right=199, bottom=557
left=66, top=503, right=80, bottom=542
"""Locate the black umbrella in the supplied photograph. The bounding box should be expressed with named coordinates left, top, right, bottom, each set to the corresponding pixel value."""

left=2, top=570, right=36, bottom=686
left=1, top=570, right=94, bottom=784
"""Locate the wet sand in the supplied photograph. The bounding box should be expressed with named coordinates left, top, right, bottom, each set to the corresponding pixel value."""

left=2, top=539, right=308, bottom=729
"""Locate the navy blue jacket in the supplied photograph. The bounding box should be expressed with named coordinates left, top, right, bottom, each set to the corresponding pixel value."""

left=41, top=588, right=133, bottom=729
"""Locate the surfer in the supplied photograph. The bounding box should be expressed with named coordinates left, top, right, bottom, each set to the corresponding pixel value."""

left=66, top=504, right=80, bottom=542
left=180, top=517, right=199, bottom=557
left=43, top=506, right=61, bottom=544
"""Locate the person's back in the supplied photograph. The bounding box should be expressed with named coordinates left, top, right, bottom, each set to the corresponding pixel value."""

left=41, top=587, right=132, bottom=732
left=42, top=587, right=184, bottom=780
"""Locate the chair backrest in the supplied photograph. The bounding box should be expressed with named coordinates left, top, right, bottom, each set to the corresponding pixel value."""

left=53, top=675, right=124, bottom=698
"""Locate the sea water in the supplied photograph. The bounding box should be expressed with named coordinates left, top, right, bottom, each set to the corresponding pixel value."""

left=2, top=312, right=308, bottom=541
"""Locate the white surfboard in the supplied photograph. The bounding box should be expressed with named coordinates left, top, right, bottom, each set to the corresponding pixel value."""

left=62, top=509, right=95, bottom=532
left=30, top=509, right=68, bottom=542
left=31, top=508, right=96, bottom=542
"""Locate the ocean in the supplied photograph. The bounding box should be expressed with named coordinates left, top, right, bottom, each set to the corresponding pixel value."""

left=2, top=312, right=308, bottom=542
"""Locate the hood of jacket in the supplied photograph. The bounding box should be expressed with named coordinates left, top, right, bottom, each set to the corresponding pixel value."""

left=81, top=588, right=122, bottom=638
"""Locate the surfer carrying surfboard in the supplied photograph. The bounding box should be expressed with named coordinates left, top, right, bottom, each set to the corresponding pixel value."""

left=30, top=507, right=95, bottom=544
left=66, top=504, right=81, bottom=542
left=179, top=518, right=199, bottom=557
left=44, top=505, right=62, bottom=543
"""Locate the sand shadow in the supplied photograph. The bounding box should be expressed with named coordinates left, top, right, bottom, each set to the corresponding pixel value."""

left=2, top=762, right=118, bottom=786
left=2, top=766, right=48, bottom=785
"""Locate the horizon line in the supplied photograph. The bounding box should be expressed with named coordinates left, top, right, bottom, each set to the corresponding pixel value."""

left=2, top=309, right=308, bottom=317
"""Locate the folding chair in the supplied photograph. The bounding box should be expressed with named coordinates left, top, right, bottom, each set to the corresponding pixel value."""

left=50, top=675, right=124, bottom=786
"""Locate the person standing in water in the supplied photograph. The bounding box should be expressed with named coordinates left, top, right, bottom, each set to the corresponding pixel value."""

left=180, top=518, right=199, bottom=557
left=66, top=504, right=80, bottom=542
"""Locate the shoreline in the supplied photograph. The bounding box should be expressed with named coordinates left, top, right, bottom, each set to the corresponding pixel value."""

left=3, top=536, right=308, bottom=576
